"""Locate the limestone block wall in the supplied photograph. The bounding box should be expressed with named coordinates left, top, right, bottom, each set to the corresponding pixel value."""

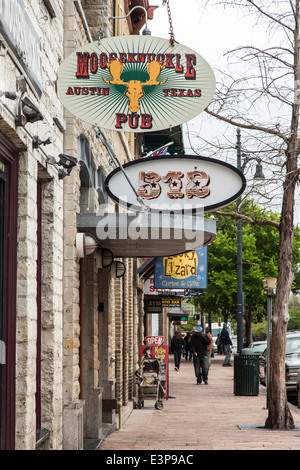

left=0, top=0, right=146, bottom=451
left=2, top=0, right=66, bottom=450
left=61, top=0, right=147, bottom=446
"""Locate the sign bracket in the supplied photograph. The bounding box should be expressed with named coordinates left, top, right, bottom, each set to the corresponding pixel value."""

left=94, top=126, right=149, bottom=212
left=109, top=5, right=149, bottom=30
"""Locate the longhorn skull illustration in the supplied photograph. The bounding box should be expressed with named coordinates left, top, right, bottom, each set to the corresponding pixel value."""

left=103, top=60, right=167, bottom=113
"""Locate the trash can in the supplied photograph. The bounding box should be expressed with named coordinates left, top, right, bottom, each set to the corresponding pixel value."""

left=234, top=351, right=259, bottom=396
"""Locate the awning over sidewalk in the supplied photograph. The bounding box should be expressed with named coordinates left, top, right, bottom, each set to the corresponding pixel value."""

left=77, top=212, right=216, bottom=258
left=167, top=307, right=186, bottom=321
left=142, top=125, right=184, bottom=155
left=137, top=257, right=155, bottom=279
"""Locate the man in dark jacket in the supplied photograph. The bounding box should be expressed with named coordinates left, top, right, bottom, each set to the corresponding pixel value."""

left=170, top=331, right=184, bottom=371
left=220, top=323, right=233, bottom=366
left=184, top=332, right=192, bottom=361
left=190, top=326, right=211, bottom=384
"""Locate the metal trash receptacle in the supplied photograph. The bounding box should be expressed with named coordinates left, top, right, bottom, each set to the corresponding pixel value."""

left=234, top=351, right=259, bottom=396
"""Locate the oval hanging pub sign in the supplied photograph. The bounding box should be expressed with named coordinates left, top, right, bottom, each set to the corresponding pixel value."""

left=57, top=35, right=216, bottom=132
left=105, top=155, right=246, bottom=213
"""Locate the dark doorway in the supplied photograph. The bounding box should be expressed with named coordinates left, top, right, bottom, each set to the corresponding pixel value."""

left=0, top=136, right=18, bottom=450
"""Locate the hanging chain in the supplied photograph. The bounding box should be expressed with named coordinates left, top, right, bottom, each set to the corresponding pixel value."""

left=162, top=0, right=175, bottom=46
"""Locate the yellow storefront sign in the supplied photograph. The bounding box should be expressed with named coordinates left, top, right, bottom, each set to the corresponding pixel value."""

left=163, top=251, right=198, bottom=279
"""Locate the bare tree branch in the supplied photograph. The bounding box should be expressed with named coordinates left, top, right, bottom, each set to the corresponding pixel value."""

left=213, top=209, right=281, bottom=228
left=204, top=107, right=289, bottom=142
left=227, top=45, right=294, bottom=69
left=245, top=0, right=294, bottom=32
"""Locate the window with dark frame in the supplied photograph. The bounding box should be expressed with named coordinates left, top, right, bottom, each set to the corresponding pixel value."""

left=35, top=181, right=42, bottom=432
left=43, top=0, right=58, bottom=18
left=0, top=136, right=18, bottom=450
left=0, top=159, right=7, bottom=449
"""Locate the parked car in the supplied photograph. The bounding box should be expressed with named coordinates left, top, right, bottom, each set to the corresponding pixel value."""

left=259, top=333, right=300, bottom=397
left=248, top=341, right=267, bottom=355
left=297, top=369, right=300, bottom=408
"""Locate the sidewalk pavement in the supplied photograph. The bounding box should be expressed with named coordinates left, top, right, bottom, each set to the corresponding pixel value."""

left=99, top=354, right=300, bottom=451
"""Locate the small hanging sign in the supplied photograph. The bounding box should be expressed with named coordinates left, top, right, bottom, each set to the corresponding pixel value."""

left=154, top=248, right=207, bottom=290
left=57, top=35, right=215, bottom=132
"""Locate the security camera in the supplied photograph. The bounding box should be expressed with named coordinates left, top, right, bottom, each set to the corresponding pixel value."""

left=57, top=154, right=77, bottom=169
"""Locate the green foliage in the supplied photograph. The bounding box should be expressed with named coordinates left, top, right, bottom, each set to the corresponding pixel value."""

left=288, top=295, right=300, bottom=330
left=179, top=317, right=197, bottom=333
left=191, top=200, right=300, bottom=331
left=250, top=296, right=300, bottom=339
left=193, top=200, right=281, bottom=325
left=252, top=320, right=267, bottom=341
left=292, top=226, right=300, bottom=294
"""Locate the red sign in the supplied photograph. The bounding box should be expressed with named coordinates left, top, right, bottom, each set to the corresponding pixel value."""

left=140, top=345, right=169, bottom=398
left=145, top=336, right=164, bottom=346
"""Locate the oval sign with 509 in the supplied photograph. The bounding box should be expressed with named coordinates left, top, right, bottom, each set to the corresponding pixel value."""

left=57, top=35, right=216, bottom=132
left=105, top=155, right=246, bottom=213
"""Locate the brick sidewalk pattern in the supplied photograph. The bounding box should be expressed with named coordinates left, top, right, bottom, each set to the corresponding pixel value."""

left=99, top=355, right=300, bottom=450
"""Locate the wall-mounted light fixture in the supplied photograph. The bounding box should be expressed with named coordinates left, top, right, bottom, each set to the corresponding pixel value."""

left=95, top=247, right=114, bottom=269
left=110, top=260, right=126, bottom=278
left=76, top=232, right=98, bottom=258
left=0, top=90, right=19, bottom=100
left=76, top=233, right=114, bottom=270
left=0, top=75, right=27, bottom=101
left=45, top=155, right=57, bottom=165
left=33, top=135, right=56, bottom=149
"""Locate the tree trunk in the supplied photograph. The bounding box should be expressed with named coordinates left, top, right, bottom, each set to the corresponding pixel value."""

left=265, top=0, right=300, bottom=430
left=265, top=146, right=298, bottom=428
left=265, top=181, right=295, bottom=428
left=204, top=0, right=300, bottom=429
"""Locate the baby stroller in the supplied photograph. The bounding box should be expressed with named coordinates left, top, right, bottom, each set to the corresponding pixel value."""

left=135, top=357, right=165, bottom=410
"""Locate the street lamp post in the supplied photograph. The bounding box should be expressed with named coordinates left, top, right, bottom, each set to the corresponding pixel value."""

left=235, top=129, right=265, bottom=353
left=236, top=129, right=244, bottom=353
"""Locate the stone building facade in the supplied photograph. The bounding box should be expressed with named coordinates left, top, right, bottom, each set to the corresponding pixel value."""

left=0, top=0, right=151, bottom=450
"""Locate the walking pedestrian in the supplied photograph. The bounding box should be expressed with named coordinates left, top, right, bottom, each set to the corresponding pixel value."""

left=220, top=323, right=233, bottom=366
left=184, top=332, right=192, bottom=361
left=170, top=330, right=184, bottom=371
left=190, top=326, right=211, bottom=384
left=215, top=334, right=223, bottom=354
left=205, top=327, right=213, bottom=370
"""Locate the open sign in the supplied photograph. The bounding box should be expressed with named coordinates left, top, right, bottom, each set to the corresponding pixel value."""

left=145, top=336, right=165, bottom=346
